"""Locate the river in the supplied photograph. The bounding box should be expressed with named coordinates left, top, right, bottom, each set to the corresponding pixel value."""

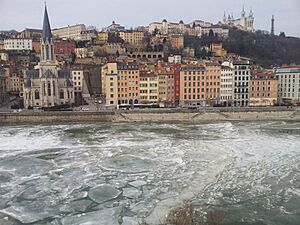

left=0, top=121, right=299, bottom=225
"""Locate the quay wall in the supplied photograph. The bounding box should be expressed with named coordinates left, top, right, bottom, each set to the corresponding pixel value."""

left=0, top=111, right=115, bottom=124
left=117, top=109, right=300, bottom=122
left=0, top=109, right=300, bottom=124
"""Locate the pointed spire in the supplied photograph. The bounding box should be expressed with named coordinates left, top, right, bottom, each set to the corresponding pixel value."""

left=249, top=7, right=253, bottom=16
left=42, top=3, right=52, bottom=42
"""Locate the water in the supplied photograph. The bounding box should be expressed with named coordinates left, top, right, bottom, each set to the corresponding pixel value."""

left=0, top=121, right=299, bottom=225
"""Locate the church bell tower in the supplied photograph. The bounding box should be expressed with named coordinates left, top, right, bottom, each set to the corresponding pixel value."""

left=40, top=5, right=55, bottom=64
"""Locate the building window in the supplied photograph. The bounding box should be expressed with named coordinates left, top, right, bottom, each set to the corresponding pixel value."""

left=60, top=90, right=64, bottom=99
left=46, top=45, right=49, bottom=60
left=35, top=90, right=40, bottom=99
left=48, top=82, right=51, bottom=96
left=43, top=83, right=46, bottom=95
left=53, top=81, right=55, bottom=96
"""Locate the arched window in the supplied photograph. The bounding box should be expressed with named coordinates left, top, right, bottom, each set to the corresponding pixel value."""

left=48, top=82, right=51, bottom=96
left=52, top=81, right=55, bottom=96
left=43, top=83, right=46, bottom=95
left=51, top=46, right=55, bottom=61
left=46, top=45, right=49, bottom=60
left=60, top=90, right=64, bottom=99
left=35, top=90, right=40, bottom=99
left=67, top=90, right=70, bottom=99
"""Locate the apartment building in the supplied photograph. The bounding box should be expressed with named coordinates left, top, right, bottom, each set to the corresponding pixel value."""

left=232, top=61, right=251, bottom=106
left=119, top=31, right=145, bottom=47
left=179, top=65, right=206, bottom=107
left=250, top=72, right=278, bottom=106
left=101, top=62, right=118, bottom=106
left=52, top=24, right=86, bottom=40
left=140, top=72, right=159, bottom=104
left=276, top=66, right=300, bottom=104
left=168, top=34, right=184, bottom=49
left=4, top=39, right=32, bottom=51
left=117, top=62, right=140, bottom=105
left=205, top=63, right=221, bottom=105
left=220, top=66, right=233, bottom=106
left=71, top=65, right=91, bottom=99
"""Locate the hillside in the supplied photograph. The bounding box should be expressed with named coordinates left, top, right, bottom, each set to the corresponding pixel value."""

left=184, top=28, right=300, bottom=67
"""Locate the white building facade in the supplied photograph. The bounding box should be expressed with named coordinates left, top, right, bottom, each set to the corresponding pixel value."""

left=220, top=66, right=233, bottom=106
left=276, top=67, right=300, bottom=104
left=52, top=24, right=86, bottom=40
left=4, top=39, right=32, bottom=51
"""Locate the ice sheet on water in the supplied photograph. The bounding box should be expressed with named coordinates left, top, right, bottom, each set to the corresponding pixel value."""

left=0, top=204, right=54, bottom=224
left=60, top=199, right=94, bottom=213
left=61, top=208, right=121, bottom=225
left=88, top=184, right=122, bottom=204
left=101, top=155, right=156, bottom=173
left=122, top=216, right=139, bottom=225
left=0, top=156, right=53, bottom=177
left=123, top=187, right=142, bottom=199
left=129, top=180, right=147, bottom=188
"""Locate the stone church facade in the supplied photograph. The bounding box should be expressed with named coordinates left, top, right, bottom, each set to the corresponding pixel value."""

left=23, top=6, right=74, bottom=109
left=222, top=7, right=254, bottom=32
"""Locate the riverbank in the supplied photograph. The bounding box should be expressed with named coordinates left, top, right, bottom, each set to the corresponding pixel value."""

left=0, top=108, right=300, bottom=124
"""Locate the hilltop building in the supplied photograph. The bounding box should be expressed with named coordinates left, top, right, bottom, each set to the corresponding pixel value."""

left=222, top=7, right=254, bottom=32
left=149, top=20, right=196, bottom=36
left=52, top=24, right=86, bottom=40
left=23, top=5, right=74, bottom=109
left=104, top=21, right=125, bottom=33
left=19, top=28, right=42, bottom=40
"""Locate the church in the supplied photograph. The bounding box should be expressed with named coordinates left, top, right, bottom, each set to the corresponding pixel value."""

left=23, top=5, right=74, bottom=109
left=222, top=7, right=254, bottom=32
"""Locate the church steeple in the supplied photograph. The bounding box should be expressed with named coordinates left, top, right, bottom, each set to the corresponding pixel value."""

left=42, top=4, right=52, bottom=42
left=241, top=5, right=246, bottom=17
left=40, top=3, right=55, bottom=63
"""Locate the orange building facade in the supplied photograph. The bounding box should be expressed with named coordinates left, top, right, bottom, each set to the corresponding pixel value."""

left=205, top=63, right=221, bottom=105
left=179, top=65, right=206, bottom=107
left=250, top=72, right=278, bottom=106
left=117, top=62, right=140, bottom=105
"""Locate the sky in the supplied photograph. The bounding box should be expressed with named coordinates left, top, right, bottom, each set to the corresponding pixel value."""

left=0, top=0, right=299, bottom=37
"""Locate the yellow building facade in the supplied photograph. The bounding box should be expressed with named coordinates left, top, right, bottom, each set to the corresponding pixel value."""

left=140, top=72, right=159, bottom=104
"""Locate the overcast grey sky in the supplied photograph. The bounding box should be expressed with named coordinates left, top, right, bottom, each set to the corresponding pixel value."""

left=0, top=0, right=299, bottom=37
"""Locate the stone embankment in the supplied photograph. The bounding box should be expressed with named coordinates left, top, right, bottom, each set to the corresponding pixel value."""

left=0, top=108, right=299, bottom=124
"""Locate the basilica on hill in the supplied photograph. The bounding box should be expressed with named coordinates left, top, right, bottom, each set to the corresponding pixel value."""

left=222, top=7, right=254, bottom=32
left=23, top=5, right=74, bottom=109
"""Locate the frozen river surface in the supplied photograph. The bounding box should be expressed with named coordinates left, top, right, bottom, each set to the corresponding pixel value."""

left=0, top=121, right=299, bottom=225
